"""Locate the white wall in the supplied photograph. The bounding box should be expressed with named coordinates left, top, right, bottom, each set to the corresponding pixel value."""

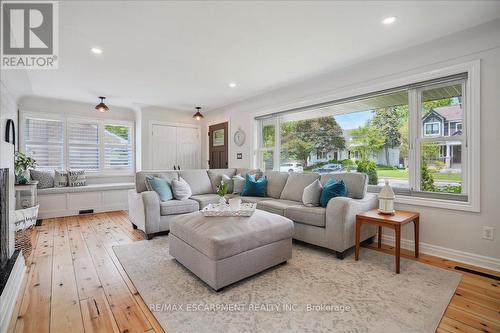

left=202, top=19, right=500, bottom=264
left=139, top=106, right=200, bottom=170
left=0, top=81, right=19, bottom=257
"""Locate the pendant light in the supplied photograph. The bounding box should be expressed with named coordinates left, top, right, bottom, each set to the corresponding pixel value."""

left=95, top=96, right=109, bottom=113
left=192, top=106, right=204, bottom=120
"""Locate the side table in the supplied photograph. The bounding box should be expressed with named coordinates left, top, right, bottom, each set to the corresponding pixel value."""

left=355, top=209, right=419, bottom=274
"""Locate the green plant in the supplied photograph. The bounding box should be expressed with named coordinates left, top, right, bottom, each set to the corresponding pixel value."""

left=14, top=151, right=36, bottom=176
left=340, top=159, right=355, bottom=172
left=420, top=161, right=436, bottom=192
left=357, top=160, right=378, bottom=185
left=216, top=180, right=229, bottom=197
left=438, top=185, right=462, bottom=194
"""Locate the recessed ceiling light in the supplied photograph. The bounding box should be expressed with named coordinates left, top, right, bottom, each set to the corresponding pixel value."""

left=382, top=16, right=397, bottom=25
left=229, top=82, right=237, bottom=88
left=91, top=47, right=103, bottom=54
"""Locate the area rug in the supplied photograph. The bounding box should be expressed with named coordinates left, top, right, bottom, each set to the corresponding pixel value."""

left=113, top=237, right=461, bottom=333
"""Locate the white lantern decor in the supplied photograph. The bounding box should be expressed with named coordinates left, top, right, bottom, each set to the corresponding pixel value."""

left=378, top=180, right=395, bottom=215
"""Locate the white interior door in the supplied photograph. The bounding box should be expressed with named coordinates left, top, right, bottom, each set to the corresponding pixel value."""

left=151, top=124, right=177, bottom=170
left=177, top=126, right=200, bottom=169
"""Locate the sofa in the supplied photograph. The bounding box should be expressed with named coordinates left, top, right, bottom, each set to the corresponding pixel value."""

left=128, top=168, right=378, bottom=258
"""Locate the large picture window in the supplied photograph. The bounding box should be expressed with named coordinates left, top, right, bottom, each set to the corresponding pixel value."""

left=256, top=67, right=479, bottom=210
left=21, top=113, right=134, bottom=173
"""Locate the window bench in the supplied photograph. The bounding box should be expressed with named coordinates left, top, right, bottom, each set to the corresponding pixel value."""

left=38, top=182, right=135, bottom=219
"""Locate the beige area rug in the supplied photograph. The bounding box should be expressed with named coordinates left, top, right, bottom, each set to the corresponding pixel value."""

left=113, top=237, right=461, bottom=333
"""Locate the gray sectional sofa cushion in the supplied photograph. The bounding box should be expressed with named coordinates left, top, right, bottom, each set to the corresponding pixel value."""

left=257, top=199, right=301, bottom=216
left=207, top=168, right=237, bottom=192
left=190, top=193, right=221, bottom=208
left=320, top=172, right=368, bottom=199
left=160, top=199, right=199, bottom=216
left=136, top=171, right=178, bottom=193
left=263, top=171, right=289, bottom=199
left=240, top=196, right=273, bottom=204
left=280, top=172, right=320, bottom=202
left=285, top=205, right=326, bottom=227
left=179, top=169, right=213, bottom=195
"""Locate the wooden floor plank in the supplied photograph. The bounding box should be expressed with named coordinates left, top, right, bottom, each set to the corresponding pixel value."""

left=79, top=215, right=152, bottom=333
left=50, top=220, right=85, bottom=333
left=14, top=222, right=54, bottom=333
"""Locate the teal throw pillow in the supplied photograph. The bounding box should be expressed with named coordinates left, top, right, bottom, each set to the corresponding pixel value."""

left=241, top=174, right=267, bottom=197
left=320, top=179, right=347, bottom=207
left=146, top=176, right=173, bottom=202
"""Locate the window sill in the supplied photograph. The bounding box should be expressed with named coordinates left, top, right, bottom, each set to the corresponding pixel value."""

left=394, top=194, right=479, bottom=212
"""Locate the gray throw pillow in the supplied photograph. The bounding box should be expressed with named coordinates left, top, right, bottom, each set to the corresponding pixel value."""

left=67, top=169, right=86, bottom=187
left=232, top=174, right=245, bottom=194
left=221, top=174, right=234, bottom=193
left=171, top=176, right=192, bottom=200
left=302, top=179, right=323, bottom=207
left=30, top=169, right=54, bottom=189
left=54, top=170, right=68, bottom=187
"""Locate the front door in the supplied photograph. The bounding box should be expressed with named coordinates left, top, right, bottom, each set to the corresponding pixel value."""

left=208, top=122, right=228, bottom=169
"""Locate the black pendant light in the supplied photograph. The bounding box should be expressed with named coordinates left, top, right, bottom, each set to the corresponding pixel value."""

left=192, top=106, right=204, bottom=120
left=95, top=96, right=109, bottom=113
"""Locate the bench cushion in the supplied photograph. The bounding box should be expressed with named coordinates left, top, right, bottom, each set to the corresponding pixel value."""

left=257, top=199, right=301, bottom=216
left=284, top=205, right=326, bottom=227
left=170, top=210, right=294, bottom=260
left=160, top=199, right=199, bottom=216
left=240, top=196, right=272, bottom=204
left=38, top=182, right=134, bottom=195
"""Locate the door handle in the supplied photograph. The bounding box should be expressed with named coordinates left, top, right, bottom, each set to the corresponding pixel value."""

left=177, top=165, right=180, bottom=170
left=173, top=165, right=177, bottom=170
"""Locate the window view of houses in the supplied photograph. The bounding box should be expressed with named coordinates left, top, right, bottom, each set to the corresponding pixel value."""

left=262, top=83, right=463, bottom=194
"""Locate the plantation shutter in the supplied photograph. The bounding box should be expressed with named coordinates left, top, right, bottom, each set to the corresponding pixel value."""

left=24, top=117, right=64, bottom=170
left=68, top=121, right=100, bottom=170
left=104, top=124, right=133, bottom=169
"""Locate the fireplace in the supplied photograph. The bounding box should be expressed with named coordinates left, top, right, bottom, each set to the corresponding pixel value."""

left=0, top=168, right=9, bottom=270
left=1, top=167, right=19, bottom=295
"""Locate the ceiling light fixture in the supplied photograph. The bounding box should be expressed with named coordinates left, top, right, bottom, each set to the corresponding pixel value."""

left=382, top=16, right=397, bottom=25
left=91, top=47, right=103, bottom=54
left=95, top=96, right=109, bottom=113
left=229, top=82, right=237, bottom=88
left=192, top=106, right=204, bottom=120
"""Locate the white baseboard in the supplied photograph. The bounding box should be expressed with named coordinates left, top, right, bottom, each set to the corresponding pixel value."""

left=381, top=234, right=500, bottom=272
left=0, top=254, right=26, bottom=333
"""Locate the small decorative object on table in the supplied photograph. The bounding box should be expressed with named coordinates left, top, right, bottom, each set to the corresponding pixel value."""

left=14, top=151, right=36, bottom=185
left=202, top=202, right=256, bottom=217
left=378, top=179, right=395, bottom=215
left=215, top=179, right=229, bottom=205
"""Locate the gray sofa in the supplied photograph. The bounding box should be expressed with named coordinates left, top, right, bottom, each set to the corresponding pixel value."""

left=128, top=168, right=378, bottom=258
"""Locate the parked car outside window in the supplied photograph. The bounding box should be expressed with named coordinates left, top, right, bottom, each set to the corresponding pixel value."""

left=280, top=162, right=304, bottom=173
left=312, top=163, right=344, bottom=174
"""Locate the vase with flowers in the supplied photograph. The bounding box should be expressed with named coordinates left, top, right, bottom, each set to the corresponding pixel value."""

left=15, top=151, right=36, bottom=185
left=216, top=179, right=229, bottom=205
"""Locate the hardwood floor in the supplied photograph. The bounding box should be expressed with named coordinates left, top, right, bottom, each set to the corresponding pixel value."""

left=7, top=211, right=500, bottom=333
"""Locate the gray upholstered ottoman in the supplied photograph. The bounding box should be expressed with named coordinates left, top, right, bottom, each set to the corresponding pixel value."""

left=169, top=209, right=294, bottom=291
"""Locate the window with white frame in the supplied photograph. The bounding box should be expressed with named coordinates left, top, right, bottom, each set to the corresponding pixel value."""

left=256, top=69, right=478, bottom=209
left=424, top=122, right=440, bottom=136
left=21, top=112, right=134, bottom=173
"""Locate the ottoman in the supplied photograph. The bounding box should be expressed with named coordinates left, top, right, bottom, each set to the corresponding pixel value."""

left=169, top=209, right=294, bottom=291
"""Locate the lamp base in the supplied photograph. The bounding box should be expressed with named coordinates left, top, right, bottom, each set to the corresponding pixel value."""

left=378, top=209, right=395, bottom=215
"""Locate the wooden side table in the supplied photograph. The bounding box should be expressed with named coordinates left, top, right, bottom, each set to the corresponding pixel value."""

left=355, top=209, right=419, bottom=274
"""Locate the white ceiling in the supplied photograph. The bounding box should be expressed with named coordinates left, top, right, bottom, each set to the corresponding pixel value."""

left=5, top=1, right=500, bottom=112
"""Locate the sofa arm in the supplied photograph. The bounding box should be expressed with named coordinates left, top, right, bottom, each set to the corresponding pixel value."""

left=325, top=193, right=378, bottom=252
left=127, top=190, right=161, bottom=235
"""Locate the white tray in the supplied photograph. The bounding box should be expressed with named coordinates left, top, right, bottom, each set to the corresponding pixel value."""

left=201, top=203, right=256, bottom=217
